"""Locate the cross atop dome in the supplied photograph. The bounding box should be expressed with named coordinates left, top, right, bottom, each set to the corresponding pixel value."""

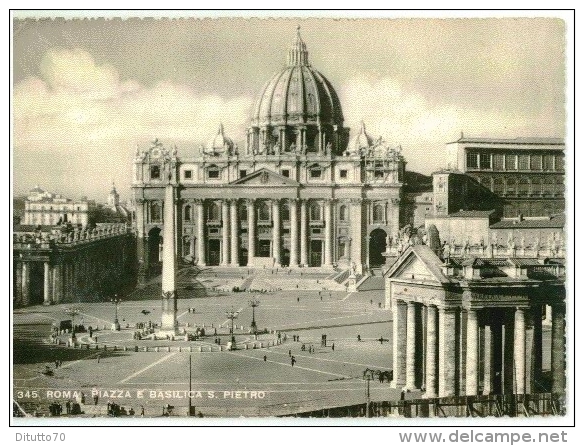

left=287, top=26, right=309, bottom=66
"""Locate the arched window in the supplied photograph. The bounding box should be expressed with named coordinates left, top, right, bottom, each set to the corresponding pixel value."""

left=281, top=203, right=290, bottom=221
left=184, top=205, right=192, bottom=222
left=493, top=178, right=504, bottom=195
left=373, top=204, right=384, bottom=223
left=310, top=203, right=321, bottom=221
left=518, top=178, right=530, bottom=196
left=505, top=178, right=517, bottom=196
left=258, top=201, right=270, bottom=221
left=531, top=178, right=541, bottom=196
left=339, top=205, right=348, bottom=222
left=543, top=177, right=554, bottom=196
left=207, top=202, right=220, bottom=221
left=151, top=202, right=162, bottom=222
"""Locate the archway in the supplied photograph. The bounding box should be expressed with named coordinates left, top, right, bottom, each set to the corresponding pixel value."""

left=369, top=228, right=387, bottom=267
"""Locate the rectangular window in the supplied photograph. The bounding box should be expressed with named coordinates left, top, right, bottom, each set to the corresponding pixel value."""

left=281, top=169, right=290, bottom=178
left=239, top=170, right=247, bottom=178
left=184, top=170, right=193, bottom=180
left=543, top=154, right=554, bottom=171
left=505, top=155, right=517, bottom=170
left=530, top=155, right=542, bottom=170
left=208, top=169, right=219, bottom=179
left=310, top=169, right=322, bottom=179
left=493, top=154, right=504, bottom=170
left=150, top=165, right=161, bottom=180
left=339, top=169, right=348, bottom=178
left=518, top=155, right=529, bottom=170
left=555, top=155, right=564, bottom=171
left=466, top=152, right=479, bottom=169
left=479, top=153, right=492, bottom=170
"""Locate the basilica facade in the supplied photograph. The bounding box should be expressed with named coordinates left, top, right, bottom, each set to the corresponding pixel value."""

left=132, top=29, right=406, bottom=275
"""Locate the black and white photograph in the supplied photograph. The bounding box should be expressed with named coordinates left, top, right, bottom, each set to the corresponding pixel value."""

left=10, top=11, right=574, bottom=430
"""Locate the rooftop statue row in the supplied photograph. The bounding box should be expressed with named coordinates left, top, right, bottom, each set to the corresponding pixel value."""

left=14, top=223, right=129, bottom=246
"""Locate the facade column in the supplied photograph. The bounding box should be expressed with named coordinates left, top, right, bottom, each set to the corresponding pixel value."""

left=514, top=308, right=527, bottom=394
left=425, top=305, right=438, bottom=397
left=230, top=199, right=239, bottom=266
left=483, top=323, right=493, bottom=395
left=350, top=198, right=363, bottom=274
left=195, top=199, right=206, bottom=266
left=43, top=262, right=52, bottom=305
left=289, top=199, right=299, bottom=267
left=438, top=308, right=457, bottom=397
left=503, top=311, right=515, bottom=394
left=392, top=300, right=407, bottom=388
left=324, top=199, right=333, bottom=267
left=247, top=199, right=256, bottom=265
left=405, top=301, right=417, bottom=390
left=551, top=304, right=566, bottom=394
left=21, top=262, right=30, bottom=307
left=300, top=200, right=308, bottom=266
left=189, top=237, right=195, bottom=258
left=221, top=200, right=230, bottom=266
left=272, top=199, right=281, bottom=266
left=466, top=309, right=479, bottom=395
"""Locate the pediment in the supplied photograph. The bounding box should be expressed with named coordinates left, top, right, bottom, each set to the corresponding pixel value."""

left=391, top=254, right=440, bottom=282
left=230, top=168, right=300, bottom=186
left=385, top=245, right=449, bottom=283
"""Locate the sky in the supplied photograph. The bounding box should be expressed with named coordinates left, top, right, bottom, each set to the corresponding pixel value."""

left=12, top=14, right=566, bottom=201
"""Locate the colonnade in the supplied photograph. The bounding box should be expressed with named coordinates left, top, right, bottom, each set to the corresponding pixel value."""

left=392, top=300, right=566, bottom=397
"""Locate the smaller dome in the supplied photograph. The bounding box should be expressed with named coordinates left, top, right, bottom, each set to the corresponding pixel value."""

left=351, top=121, right=374, bottom=152
left=206, top=123, right=233, bottom=154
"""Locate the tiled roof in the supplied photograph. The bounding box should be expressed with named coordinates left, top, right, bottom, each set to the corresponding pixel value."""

left=507, top=258, right=542, bottom=267
left=490, top=214, right=565, bottom=229
left=451, top=137, right=564, bottom=145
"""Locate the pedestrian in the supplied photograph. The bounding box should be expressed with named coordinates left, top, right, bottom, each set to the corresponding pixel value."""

left=331, top=343, right=335, bottom=351
left=288, top=349, right=291, bottom=357
left=291, top=356, right=295, bottom=367
left=297, top=297, right=300, bottom=303
left=357, top=334, right=361, bottom=342
left=263, top=355, right=267, bottom=362
left=97, top=354, right=101, bottom=363
left=93, top=394, right=99, bottom=405
left=66, top=400, right=71, bottom=414
left=140, top=405, right=145, bottom=417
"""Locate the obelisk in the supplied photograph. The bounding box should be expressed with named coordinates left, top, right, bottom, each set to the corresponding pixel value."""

left=160, top=181, right=178, bottom=334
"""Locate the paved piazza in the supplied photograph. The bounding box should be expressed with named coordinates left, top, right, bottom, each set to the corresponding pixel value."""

left=13, top=267, right=404, bottom=417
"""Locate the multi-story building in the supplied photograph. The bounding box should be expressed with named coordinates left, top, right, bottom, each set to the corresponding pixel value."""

left=132, top=29, right=406, bottom=274
left=445, top=136, right=565, bottom=218
left=23, top=186, right=94, bottom=227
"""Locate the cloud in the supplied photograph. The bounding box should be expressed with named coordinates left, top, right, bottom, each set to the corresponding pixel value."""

left=339, top=74, right=564, bottom=174
left=13, top=48, right=253, bottom=200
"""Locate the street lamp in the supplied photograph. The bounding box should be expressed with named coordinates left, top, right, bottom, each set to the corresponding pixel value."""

left=111, top=295, right=122, bottom=331
left=224, top=308, right=239, bottom=350
left=362, top=368, right=377, bottom=418
left=249, top=297, right=260, bottom=335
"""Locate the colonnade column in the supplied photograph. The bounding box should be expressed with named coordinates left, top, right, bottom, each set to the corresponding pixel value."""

left=483, top=323, right=493, bottom=395
left=551, top=304, right=566, bottom=394
left=438, top=308, right=457, bottom=397
left=300, top=200, right=308, bottom=266
left=21, top=262, right=30, bottom=307
left=43, top=262, right=51, bottom=305
left=52, top=264, right=62, bottom=304
left=425, top=305, right=438, bottom=397
left=247, top=199, right=256, bottom=265
left=392, top=300, right=407, bottom=388
left=324, top=199, right=333, bottom=267
left=514, top=308, right=527, bottom=394
left=289, top=199, right=299, bottom=267
left=195, top=199, right=206, bottom=266
left=230, top=199, right=239, bottom=266
left=405, top=301, right=417, bottom=390
left=465, top=309, right=479, bottom=395
left=221, top=200, right=230, bottom=266
left=350, top=198, right=363, bottom=274
left=272, top=199, right=281, bottom=266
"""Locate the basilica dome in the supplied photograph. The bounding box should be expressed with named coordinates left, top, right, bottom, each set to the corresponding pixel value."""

left=250, top=27, right=344, bottom=128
